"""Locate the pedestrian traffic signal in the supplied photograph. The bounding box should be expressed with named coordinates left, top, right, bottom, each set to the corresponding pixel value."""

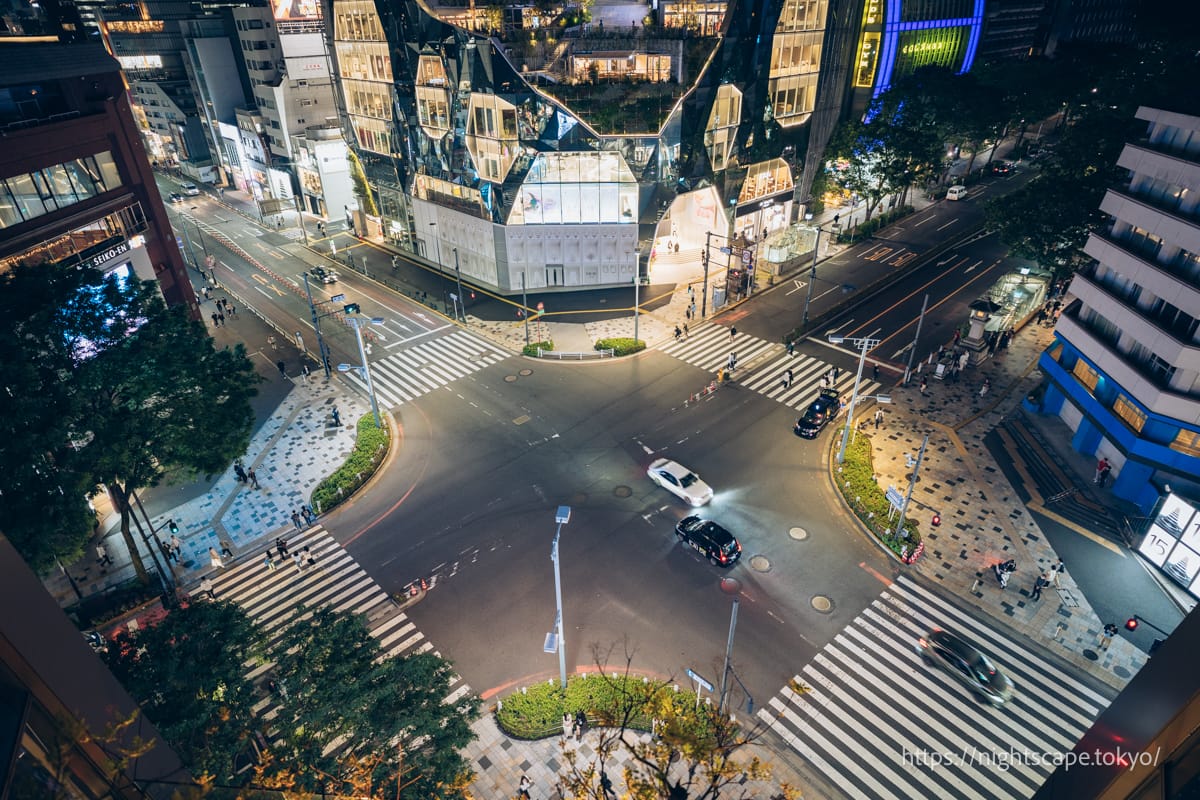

left=343, top=303, right=360, bottom=315
left=168, top=519, right=179, bottom=535
left=1125, top=617, right=1139, bottom=632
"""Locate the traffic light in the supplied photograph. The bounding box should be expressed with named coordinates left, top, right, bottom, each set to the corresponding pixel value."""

left=343, top=303, right=360, bottom=315
left=168, top=519, right=179, bottom=535
left=1125, top=617, right=1139, bottom=632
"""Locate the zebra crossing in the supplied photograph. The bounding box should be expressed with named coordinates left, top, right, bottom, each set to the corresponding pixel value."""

left=204, top=527, right=472, bottom=733
left=659, top=326, right=882, bottom=411
left=344, top=330, right=511, bottom=407
left=758, top=575, right=1114, bottom=800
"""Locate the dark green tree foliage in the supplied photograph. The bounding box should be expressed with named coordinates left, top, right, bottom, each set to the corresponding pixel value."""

left=104, top=600, right=265, bottom=781
left=269, top=606, right=479, bottom=797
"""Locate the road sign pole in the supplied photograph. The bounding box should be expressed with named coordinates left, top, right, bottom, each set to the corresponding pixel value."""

left=894, top=434, right=930, bottom=541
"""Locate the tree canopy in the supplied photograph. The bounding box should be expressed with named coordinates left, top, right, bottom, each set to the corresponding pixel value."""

left=0, top=262, right=257, bottom=578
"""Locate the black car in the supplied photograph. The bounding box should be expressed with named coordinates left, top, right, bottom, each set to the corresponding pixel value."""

left=794, top=388, right=842, bottom=439
left=168, top=192, right=184, bottom=204
left=309, top=266, right=338, bottom=284
left=916, top=628, right=1014, bottom=706
left=674, top=516, right=741, bottom=567
left=990, top=160, right=1014, bottom=175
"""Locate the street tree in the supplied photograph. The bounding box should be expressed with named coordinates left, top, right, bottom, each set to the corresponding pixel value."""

left=104, top=600, right=266, bottom=782
left=71, top=273, right=257, bottom=585
left=266, top=606, right=479, bottom=798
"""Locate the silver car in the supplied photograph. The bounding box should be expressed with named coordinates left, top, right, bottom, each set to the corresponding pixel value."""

left=916, top=628, right=1014, bottom=706
left=647, top=458, right=713, bottom=507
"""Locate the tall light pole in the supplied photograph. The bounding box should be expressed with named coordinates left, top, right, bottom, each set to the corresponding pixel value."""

left=428, top=221, right=443, bottom=272
left=904, top=294, right=930, bottom=385
left=188, top=210, right=210, bottom=259
left=452, top=247, right=466, bottom=323
left=550, top=505, right=572, bottom=688
left=829, top=335, right=880, bottom=464
left=339, top=309, right=384, bottom=428
left=294, top=193, right=309, bottom=246
left=702, top=231, right=712, bottom=318
left=894, top=434, right=929, bottom=541
left=718, top=596, right=739, bottom=714
left=302, top=273, right=333, bottom=378
left=632, top=247, right=641, bottom=343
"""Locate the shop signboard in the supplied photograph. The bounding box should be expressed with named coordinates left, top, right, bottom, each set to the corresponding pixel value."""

left=1139, top=492, right=1200, bottom=598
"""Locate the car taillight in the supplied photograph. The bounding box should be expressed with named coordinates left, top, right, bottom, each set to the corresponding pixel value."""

left=735, top=542, right=742, bottom=552
left=718, top=552, right=727, bottom=563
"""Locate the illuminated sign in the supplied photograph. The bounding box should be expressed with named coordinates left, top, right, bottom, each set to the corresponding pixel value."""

left=1139, top=492, right=1200, bottom=599
left=86, top=242, right=131, bottom=271
left=272, top=0, right=320, bottom=22
left=118, top=55, right=164, bottom=70
left=104, top=20, right=164, bottom=33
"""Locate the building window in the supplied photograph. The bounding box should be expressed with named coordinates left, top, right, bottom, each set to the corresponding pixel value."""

left=1072, top=359, right=1099, bottom=393
left=1172, top=429, right=1200, bottom=458
left=1112, top=394, right=1146, bottom=433
left=1148, top=354, right=1176, bottom=386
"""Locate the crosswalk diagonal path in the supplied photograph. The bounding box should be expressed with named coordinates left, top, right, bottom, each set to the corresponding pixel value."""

left=658, top=326, right=881, bottom=411
left=758, top=575, right=1115, bottom=800
left=205, top=526, right=472, bottom=741
left=344, top=330, right=511, bottom=407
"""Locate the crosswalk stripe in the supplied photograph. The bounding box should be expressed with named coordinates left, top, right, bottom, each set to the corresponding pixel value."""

left=200, top=526, right=473, bottom=747
left=758, top=576, right=1115, bottom=799
left=345, top=330, right=509, bottom=407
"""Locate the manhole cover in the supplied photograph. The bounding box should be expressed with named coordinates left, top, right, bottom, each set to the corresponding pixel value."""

left=504, top=375, right=518, bottom=383
left=1083, top=649, right=1100, bottom=662
left=749, top=555, right=770, bottom=572
left=519, top=368, right=533, bottom=376
left=570, top=493, right=588, bottom=505
left=613, top=485, right=632, bottom=498
left=1113, top=665, right=1132, bottom=678
left=811, top=595, right=834, bottom=614
left=789, top=527, right=808, bottom=541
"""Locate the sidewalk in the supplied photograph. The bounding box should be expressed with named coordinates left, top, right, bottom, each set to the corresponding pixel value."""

left=859, top=319, right=1150, bottom=691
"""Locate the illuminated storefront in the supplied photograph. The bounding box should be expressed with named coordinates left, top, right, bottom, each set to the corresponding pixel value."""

left=768, top=0, right=830, bottom=128
left=852, top=0, right=984, bottom=99
left=1140, top=493, right=1200, bottom=600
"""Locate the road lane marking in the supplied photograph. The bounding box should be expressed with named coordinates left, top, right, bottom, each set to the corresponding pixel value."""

left=963, top=259, right=983, bottom=274
left=936, top=219, right=959, bottom=231
left=912, top=215, right=935, bottom=228
left=250, top=274, right=286, bottom=297
left=786, top=279, right=807, bottom=295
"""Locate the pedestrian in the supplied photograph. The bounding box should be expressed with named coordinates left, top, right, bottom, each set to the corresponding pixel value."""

left=209, top=547, right=225, bottom=569
left=518, top=775, right=531, bottom=799
left=787, top=339, right=795, bottom=356
left=575, top=709, right=586, bottom=740
left=275, top=537, right=290, bottom=557
left=292, top=551, right=306, bottom=572
left=683, top=323, right=689, bottom=338
left=674, top=325, right=681, bottom=342
left=730, top=325, right=737, bottom=340
left=1100, top=622, right=1118, bottom=649
left=300, top=506, right=313, bottom=526
left=170, top=534, right=183, bottom=557
left=248, top=468, right=260, bottom=489
left=228, top=304, right=237, bottom=317
left=689, top=300, right=697, bottom=318
left=832, top=366, right=840, bottom=383
left=211, top=312, right=219, bottom=327
left=263, top=550, right=277, bottom=571
left=1098, top=463, right=1112, bottom=487
left=303, top=546, right=317, bottom=569
left=268, top=335, right=277, bottom=351
left=200, top=577, right=216, bottom=600
left=291, top=510, right=303, bottom=530
left=979, top=379, right=990, bottom=398
left=330, top=406, right=341, bottom=426
left=919, top=377, right=928, bottom=395
left=95, top=542, right=112, bottom=566
left=1031, top=573, right=1048, bottom=601
left=785, top=368, right=793, bottom=388
left=301, top=363, right=311, bottom=384
left=562, top=712, right=573, bottom=742
left=1093, top=457, right=1110, bottom=485
left=217, top=311, right=225, bottom=326
left=685, top=305, right=692, bottom=320
left=958, top=351, right=970, bottom=371
left=276, top=360, right=287, bottom=378
left=234, top=463, right=247, bottom=483
left=1051, top=558, right=1065, bottom=588
left=220, top=540, right=234, bottom=558
left=875, top=408, right=884, bottom=429
left=873, top=364, right=880, bottom=382
left=727, top=352, right=737, bottom=371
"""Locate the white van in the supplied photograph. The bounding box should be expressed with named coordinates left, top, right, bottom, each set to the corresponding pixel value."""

left=946, top=185, right=968, bottom=201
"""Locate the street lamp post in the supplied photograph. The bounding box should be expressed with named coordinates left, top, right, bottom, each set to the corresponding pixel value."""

left=302, top=273, right=333, bottom=379
left=829, top=335, right=881, bottom=464
left=904, top=294, right=930, bottom=385
left=550, top=505, right=572, bottom=688
left=893, top=434, right=929, bottom=542
left=294, top=193, right=309, bottom=247
left=339, top=310, right=384, bottom=428
left=189, top=212, right=210, bottom=259
left=632, top=247, right=641, bottom=344
left=452, top=247, right=466, bottom=323
left=718, top=597, right=739, bottom=714
left=428, top=221, right=443, bottom=273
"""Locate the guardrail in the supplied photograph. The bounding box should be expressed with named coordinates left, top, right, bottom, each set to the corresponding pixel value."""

left=537, top=348, right=614, bottom=359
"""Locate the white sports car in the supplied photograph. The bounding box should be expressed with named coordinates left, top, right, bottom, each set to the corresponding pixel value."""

left=647, top=458, right=713, bottom=507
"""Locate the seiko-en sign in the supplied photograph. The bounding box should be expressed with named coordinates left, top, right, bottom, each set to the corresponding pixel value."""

left=86, top=242, right=131, bottom=271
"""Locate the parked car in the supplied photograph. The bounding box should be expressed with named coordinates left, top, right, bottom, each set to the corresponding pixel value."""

left=309, top=266, right=338, bottom=284
left=647, top=458, right=713, bottom=507
left=180, top=181, right=201, bottom=196
left=989, top=161, right=1014, bottom=175
left=674, top=516, right=741, bottom=566
left=916, top=628, right=1014, bottom=706
left=794, top=388, right=843, bottom=439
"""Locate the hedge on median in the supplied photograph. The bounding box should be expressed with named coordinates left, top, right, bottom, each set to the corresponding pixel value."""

left=495, top=673, right=716, bottom=742
left=833, top=428, right=923, bottom=563
left=310, top=413, right=389, bottom=514
left=595, top=337, right=645, bottom=356
left=522, top=340, right=554, bottom=357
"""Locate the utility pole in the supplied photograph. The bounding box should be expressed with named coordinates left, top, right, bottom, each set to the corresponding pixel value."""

left=801, top=225, right=821, bottom=328
left=453, top=247, right=466, bottom=323
left=632, top=247, right=640, bottom=344
left=303, top=273, right=332, bottom=378
left=894, top=434, right=930, bottom=541
left=522, top=272, right=529, bottom=346
left=294, top=193, right=309, bottom=246
left=718, top=597, right=739, bottom=714
left=831, top=335, right=880, bottom=464
left=702, top=231, right=712, bottom=318
left=904, top=294, right=930, bottom=385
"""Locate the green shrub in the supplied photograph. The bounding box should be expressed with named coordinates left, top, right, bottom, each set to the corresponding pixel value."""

left=495, top=673, right=713, bottom=740
left=595, top=337, right=645, bottom=356
left=522, top=340, right=554, bottom=357
left=832, top=428, right=923, bottom=563
left=310, top=414, right=389, bottom=514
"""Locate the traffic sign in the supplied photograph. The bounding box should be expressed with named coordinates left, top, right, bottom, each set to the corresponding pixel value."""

left=719, top=246, right=732, bottom=255
left=885, top=486, right=904, bottom=511
left=742, top=249, right=752, bottom=265
left=536, top=301, right=545, bottom=316
left=686, top=668, right=713, bottom=693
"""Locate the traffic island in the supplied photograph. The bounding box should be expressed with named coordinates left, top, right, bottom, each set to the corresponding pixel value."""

left=831, top=430, right=925, bottom=564
left=310, top=413, right=391, bottom=514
